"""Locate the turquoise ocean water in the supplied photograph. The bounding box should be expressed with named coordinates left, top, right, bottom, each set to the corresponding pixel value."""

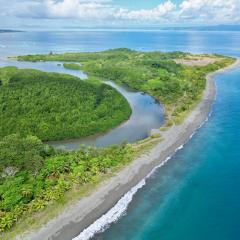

left=93, top=68, right=240, bottom=240
left=1, top=30, right=240, bottom=240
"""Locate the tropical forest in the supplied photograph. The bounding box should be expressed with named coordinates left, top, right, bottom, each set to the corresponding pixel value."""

left=0, top=48, right=235, bottom=237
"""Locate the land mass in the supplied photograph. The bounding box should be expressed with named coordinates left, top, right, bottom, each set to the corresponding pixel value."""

left=162, top=24, right=240, bottom=32
left=59, top=25, right=240, bottom=32
left=17, top=49, right=235, bottom=124
left=18, top=58, right=239, bottom=240
left=0, top=49, right=236, bottom=239
left=0, top=67, right=131, bottom=141
left=0, top=30, right=23, bottom=33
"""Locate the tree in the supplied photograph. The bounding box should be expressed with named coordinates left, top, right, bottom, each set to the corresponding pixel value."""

left=0, top=134, right=54, bottom=175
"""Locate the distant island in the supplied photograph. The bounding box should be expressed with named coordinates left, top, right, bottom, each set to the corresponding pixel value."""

left=59, top=24, right=240, bottom=32
left=0, top=29, right=23, bottom=33
left=162, top=24, right=240, bottom=32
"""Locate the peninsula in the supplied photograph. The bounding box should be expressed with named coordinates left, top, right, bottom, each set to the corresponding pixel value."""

left=0, top=49, right=236, bottom=239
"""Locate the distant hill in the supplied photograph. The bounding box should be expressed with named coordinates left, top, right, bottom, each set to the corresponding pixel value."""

left=59, top=25, right=240, bottom=32
left=1, top=25, right=239, bottom=33
left=162, top=25, right=240, bottom=31
left=0, top=29, right=23, bottom=33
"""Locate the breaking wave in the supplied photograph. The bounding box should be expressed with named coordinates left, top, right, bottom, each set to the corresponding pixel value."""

left=73, top=113, right=212, bottom=240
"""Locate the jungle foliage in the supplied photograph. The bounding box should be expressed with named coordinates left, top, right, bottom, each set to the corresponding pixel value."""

left=18, top=48, right=235, bottom=123
left=0, top=67, right=131, bottom=141
left=0, top=49, right=234, bottom=234
left=0, top=134, right=133, bottom=232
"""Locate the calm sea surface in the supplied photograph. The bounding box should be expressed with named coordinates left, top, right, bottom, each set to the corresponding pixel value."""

left=1, top=30, right=240, bottom=240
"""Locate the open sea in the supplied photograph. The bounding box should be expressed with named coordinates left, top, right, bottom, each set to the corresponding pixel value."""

left=1, top=30, right=240, bottom=240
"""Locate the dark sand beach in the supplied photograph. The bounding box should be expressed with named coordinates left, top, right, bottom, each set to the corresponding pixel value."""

left=17, top=59, right=240, bottom=240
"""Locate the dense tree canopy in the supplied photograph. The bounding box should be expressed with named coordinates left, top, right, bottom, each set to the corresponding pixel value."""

left=0, top=67, right=131, bottom=141
left=0, top=134, right=54, bottom=175
left=18, top=49, right=235, bottom=123
left=0, top=49, right=234, bottom=235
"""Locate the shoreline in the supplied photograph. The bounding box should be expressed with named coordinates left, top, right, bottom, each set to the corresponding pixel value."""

left=45, top=80, right=163, bottom=150
left=17, top=59, right=240, bottom=240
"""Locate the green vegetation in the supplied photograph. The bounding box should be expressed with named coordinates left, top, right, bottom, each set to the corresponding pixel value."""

left=0, top=134, right=54, bottom=175
left=0, top=67, right=131, bottom=141
left=0, top=49, right=235, bottom=236
left=63, top=63, right=82, bottom=70
left=0, top=64, right=132, bottom=234
left=18, top=48, right=235, bottom=123
left=0, top=134, right=134, bottom=233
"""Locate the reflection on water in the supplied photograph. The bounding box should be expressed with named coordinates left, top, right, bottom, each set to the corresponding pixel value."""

left=50, top=81, right=164, bottom=150
left=0, top=60, right=88, bottom=79
left=0, top=59, right=164, bottom=150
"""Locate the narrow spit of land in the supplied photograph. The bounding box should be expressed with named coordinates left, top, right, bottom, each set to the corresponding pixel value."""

left=18, top=58, right=239, bottom=240
left=0, top=49, right=236, bottom=239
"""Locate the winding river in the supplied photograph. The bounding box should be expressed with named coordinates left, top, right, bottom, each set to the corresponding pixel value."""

left=0, top=58, right=164, bottom=150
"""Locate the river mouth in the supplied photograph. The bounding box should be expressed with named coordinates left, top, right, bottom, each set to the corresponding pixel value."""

left=0, top=59, right=164, bottom=150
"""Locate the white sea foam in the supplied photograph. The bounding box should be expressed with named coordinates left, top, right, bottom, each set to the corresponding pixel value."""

left=73, top=111, right=213, bottom=240
left=72, top=179, right=146, bottom=240
left=177, top=145, right=183, bottom=151
left=189, top=133, right=194, bottom=139
left=72, top=155, right=175, bottom=240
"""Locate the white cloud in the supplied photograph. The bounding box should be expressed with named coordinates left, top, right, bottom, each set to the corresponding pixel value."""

left=44, top=0, right=114, bottom=19
left=115, top=1, right=176, bottom=21
left=41, top=0, right=240, bottom=23
left=2, top=0, right=240, bottom=24
left=179, top=0, right=240, bottom=23
left=43, top=0, right=176, bottom=22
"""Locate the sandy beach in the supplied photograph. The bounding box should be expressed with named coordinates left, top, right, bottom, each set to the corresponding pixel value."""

left=17, top=59, right=240, bottom=240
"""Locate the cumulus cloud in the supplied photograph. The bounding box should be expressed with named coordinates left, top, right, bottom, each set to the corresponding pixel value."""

left=44, top=0, right=114, bottom=19
left=115, top=1, right=176, bottom=21
left=2, top=0, right=240, bottom=24
left=179, top=0, right=240, bottom=23
left=42, top=0, right=176, bottom=22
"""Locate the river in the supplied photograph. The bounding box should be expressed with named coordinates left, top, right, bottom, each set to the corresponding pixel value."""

left=0, top=58, right=164, bottom=150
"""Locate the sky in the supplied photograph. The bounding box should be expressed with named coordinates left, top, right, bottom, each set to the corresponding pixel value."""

left=0, top=0, right=240, bottom=30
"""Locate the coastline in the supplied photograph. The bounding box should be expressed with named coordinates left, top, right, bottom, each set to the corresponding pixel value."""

left=16, top=59, right=240, bottom=240
left=45, top=80, right=163, bottom=150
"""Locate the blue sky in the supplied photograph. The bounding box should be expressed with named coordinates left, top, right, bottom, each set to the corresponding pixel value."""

left=0, top=0, right=239, bottom=30
left=113, top=0, right=182, bottom=9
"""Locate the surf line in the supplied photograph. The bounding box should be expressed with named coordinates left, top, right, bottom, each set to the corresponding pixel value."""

left=72, top=112, right=212, bottom=240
